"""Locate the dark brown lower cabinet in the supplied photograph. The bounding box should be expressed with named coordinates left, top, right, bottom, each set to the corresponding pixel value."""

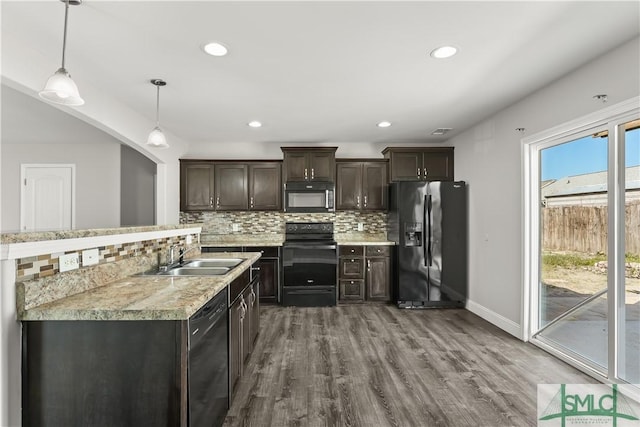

left=228, top=264, right=260, bottom=399
left=22, top=320, right=188, bottom=427
left=244, top=246, right=280, bottom=303
left=229, top=297, right=243, bottom=395
left=338, top=245, right=393, bottom=302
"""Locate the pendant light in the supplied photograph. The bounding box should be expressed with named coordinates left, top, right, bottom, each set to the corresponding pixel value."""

left=147, top=79, right=169, bottom=149
left=39, top=0, right=85, bottom=106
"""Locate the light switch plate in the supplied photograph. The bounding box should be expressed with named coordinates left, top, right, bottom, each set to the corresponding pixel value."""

left=232, top=223, right=240, bottom=232
left=357, top=222, right=364, bottom=231
left=59, top=253, right=79, bottom=272
left=82, top=248, right=99, bottom=266
left=186, top=235, right=193, bottom=244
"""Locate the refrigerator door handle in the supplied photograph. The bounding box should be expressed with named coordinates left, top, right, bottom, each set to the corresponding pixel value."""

left=425, top=194, right=433, bottom=267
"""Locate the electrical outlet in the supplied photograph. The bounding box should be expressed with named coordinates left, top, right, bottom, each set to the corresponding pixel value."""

left=232, top=223, right=240, bottom=232
left=186, top=235, right=193, bottom=244
left=59, top=253, right=79, bottom=272
left=357, top=222, right=364, bottom=231
left=82, top=248, right=99, bottom=266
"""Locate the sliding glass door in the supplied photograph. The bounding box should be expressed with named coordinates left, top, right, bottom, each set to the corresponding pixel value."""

left=525, top=99, right=639, bottom=385
left=537, top=131, right=609, bottom=372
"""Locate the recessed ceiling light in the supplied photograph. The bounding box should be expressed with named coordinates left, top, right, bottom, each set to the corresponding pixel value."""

left=203, top=42, right=228, bottom=57
left=377, top=121, right=392, bottom=128
left=430, top=46, right=457, bottom=59
left=248, top=120, right=262, bottom=128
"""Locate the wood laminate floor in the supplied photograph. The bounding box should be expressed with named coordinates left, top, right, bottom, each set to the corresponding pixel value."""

left=224, top=305, right=596, bottom=427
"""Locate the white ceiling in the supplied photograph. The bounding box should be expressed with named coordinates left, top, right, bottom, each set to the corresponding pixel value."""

left=2, top=1, right=639, bottom=149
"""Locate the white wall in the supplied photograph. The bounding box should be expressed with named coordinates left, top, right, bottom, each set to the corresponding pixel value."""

left=451, top=36, right=640, bottom=338
left=183, top=140, right=453, bottom=160
left=1, top=142, right=121, bottom=232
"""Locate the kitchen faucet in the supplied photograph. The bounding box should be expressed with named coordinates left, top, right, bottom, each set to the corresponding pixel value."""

left=161, top=244, right=200, bottom=271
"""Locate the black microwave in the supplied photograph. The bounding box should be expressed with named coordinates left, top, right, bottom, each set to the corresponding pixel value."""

left=284, top=181, right=335, bottom=213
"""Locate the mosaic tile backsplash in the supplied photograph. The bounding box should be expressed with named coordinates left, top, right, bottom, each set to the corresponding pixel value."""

left=180, top=211, right=388, bottom=236
left=16, top=234, right=199, bottom=283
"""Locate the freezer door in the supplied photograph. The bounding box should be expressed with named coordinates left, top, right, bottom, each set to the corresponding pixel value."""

left=427, top=181, right=467, bottom=304
left=394, top=182, right=429, bottom=302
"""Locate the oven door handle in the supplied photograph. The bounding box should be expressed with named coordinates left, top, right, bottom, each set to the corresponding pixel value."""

left=284, top=244, right=337, bottom=250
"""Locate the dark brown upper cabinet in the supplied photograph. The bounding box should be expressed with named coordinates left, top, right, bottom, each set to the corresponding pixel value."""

left=336, top=160, right=388, bottom=211
left=282, top=147, right=337, bottom=182
left=180, top=160, right=282, bottom=212
left=215, top=164, right=249, bottom=210
left=382, top=147, right=454, bottom=181
left=180, top=161, right=215, bottom=211
left=248, top=163, right=282, bottom=210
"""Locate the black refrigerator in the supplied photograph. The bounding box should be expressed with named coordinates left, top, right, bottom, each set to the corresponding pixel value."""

left=388, top=181, right=467, bottom=308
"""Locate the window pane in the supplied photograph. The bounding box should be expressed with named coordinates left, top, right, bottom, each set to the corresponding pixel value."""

left=622, top=122, right=640, bottom=383
left=539, top=132, right=608, bottom=371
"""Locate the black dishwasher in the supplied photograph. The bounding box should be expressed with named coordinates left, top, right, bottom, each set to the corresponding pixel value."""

left=188, top=288, right=228, bottom=427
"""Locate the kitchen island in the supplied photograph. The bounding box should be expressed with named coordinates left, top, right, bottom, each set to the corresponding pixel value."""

left=20, top=252, right=261, bottom=427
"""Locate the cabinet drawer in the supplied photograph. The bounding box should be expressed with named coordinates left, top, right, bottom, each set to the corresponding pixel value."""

left=244, top=246, right=279, bottom=257
left=366, top=246, right=391, bottom=257
left=339, top=279, right=365, bottom=301
left=339, top=246, right=364, bottom=257
left=339, top=258, right=364, bottom=279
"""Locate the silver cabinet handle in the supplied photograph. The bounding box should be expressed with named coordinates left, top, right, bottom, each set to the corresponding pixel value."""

left=424, top=168, right=428, bottom=177
left=367, top=260, right=371, bottom=270
left=311, top=168, right=315, bottom=180
left=250, top=196, right=254, bottom=208
left=350, top=249, right=355, bottom=253
left=250, top=288, right=256, bottom=306
left=364, top=195, right=367, bottom=207
left=216, top=197, right=220, bottom=208
left=209, top=196, right=213, bottom=207
left=356, top=195, right=360, bottom=208
left=304, top=168, right=308, bottom=179
left=325, top=189, right=329, bottom=208
left=417, top=168, right=421, bottom=177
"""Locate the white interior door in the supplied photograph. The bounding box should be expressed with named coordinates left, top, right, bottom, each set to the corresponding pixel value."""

left=20, top=165, right=75, bottom=232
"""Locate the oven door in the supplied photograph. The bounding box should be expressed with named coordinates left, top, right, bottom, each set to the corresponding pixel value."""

left=283, top=243, right=337, bottom=287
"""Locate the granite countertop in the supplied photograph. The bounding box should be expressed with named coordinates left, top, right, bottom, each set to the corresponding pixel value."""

left=19, top=252, right=261, bottom=322
left=201, top=233, right=395, bottom=247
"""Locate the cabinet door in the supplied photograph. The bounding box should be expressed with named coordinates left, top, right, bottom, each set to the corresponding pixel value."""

left=180, top=162, right=214, bottom=211
left=241, top=291, right=252, bottom=363
left=339, top=257, right=364, bottom=279
left=250, top=281, right=260, bottom=345
left=362, top=162, right=387, bottom=210
left=308, top=151, right=335, bottom=181
left=336, top=162, right=362, bottom=210
left=249, top=163, right=282, bottom=210
left=229, top=298, right=243, bottom=396
left=215, top=164, right=248, bottom=210
left=283, top=152, right=308, bottom=182
left=422, top=150, right=454, bottom=181
left=389, top=151, right=422, bottom=181
left=339, top=279, right=365, bottom=301
left=257, top=258, right=278, bottom=302
left=366, top=257, right=391, bottom=301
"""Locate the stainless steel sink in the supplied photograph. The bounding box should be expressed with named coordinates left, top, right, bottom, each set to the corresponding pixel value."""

left=159, top=266, right=231, bottom=276
left=182, top=258, right=244, bottom=268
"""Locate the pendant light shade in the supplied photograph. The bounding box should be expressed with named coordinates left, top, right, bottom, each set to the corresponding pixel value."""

left=39, top=68, right=84, bottom=106
left=39, top=0, right=84, bottom=106
left=147, top=79, right=169, bottom=149
left=147, top=126, right=168, bottom=148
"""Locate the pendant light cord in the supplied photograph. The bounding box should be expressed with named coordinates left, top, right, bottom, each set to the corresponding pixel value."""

left=61, top=0, right=70, bottom=69
left=156, top=84, right=161, bottom=127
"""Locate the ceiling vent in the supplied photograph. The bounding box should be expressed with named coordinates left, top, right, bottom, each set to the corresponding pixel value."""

left=431, top=128, right=452, bottom=136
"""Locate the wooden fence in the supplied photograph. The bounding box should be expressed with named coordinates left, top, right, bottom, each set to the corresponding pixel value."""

left=542, top=200, right=640, bottom=255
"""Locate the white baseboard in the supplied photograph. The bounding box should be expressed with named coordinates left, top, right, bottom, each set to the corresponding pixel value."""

left=466, top=299, right=523, bottom=340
